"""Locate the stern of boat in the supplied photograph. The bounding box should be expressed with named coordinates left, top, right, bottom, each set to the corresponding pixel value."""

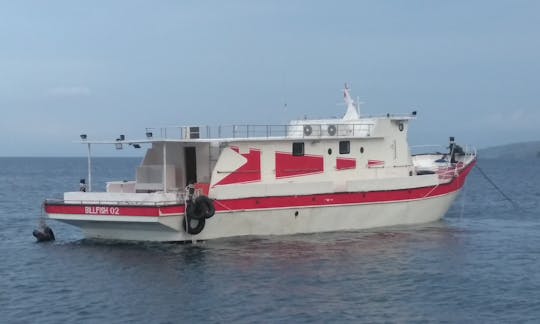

left=43, top=191, right=189, bottom=241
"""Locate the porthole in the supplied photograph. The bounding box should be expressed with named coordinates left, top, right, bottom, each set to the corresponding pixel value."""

left=328, top=148, right=332, bottom=155
left=360, top=147, right=364, bottom=154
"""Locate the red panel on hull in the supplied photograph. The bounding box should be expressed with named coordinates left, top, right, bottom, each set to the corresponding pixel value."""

left=336, top=157, right=356, bottom=170
left=214, top=160, right=476, bottom=212
left=215, top=148, right=261, bottom=186
left=275, top=152, right=324, bottom=178
left=368, top=160, right=385, bottom=168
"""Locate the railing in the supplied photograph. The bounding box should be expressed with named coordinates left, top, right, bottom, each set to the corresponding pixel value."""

left=410, top=144, right=477, bottom=157
left=44, top=198, right=182, bottom=206
left=411, top=143, right=476, bottom=185
left=146, top=122, right=376, bottom=140
left=410, top=145, right=448, bottom=155
left=44, top=186, right=205, bottom=206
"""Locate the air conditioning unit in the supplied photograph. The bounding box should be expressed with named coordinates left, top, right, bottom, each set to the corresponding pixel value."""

left=327, top=124, right=337, bottom=136
left=184, top=126, right=200, bottom=139
left=303, top=125, right=313, bottom=136
left=189, top=127, right=200, bottom=139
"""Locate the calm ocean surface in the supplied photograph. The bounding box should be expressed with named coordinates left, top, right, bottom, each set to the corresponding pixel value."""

left=1, top=157, right=539, bottom=323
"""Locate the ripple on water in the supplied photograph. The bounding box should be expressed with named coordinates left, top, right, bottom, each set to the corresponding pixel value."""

left=2, top=158, right=540, bottom=322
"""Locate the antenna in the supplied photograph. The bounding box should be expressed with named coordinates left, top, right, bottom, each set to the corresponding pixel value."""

left=282, top=72, right=288, bottom=112
left=356, top=96, right=361, bottom=115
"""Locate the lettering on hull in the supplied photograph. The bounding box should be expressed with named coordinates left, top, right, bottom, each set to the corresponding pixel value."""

left=85, top=206, right=120, bottom=215
left=45, top=204, right=185, bottom=217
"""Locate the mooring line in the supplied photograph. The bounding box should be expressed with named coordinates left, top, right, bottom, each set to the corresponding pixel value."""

left=213, top=199, right=234, bottom=211
left=475, top=164, right=520, bottom=210
left=459, top=183, right=467, bottom=219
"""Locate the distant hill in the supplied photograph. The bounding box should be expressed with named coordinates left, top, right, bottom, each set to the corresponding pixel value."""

left=479, top=141, right=540, bottom=159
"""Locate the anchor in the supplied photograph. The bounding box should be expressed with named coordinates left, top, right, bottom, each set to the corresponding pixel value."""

left=32, top=225, right=55, bottom=242
left=33, top=203, right=55, bottom=242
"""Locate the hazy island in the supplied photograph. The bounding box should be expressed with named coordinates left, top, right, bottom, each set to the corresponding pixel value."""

left=479, top=141, right=540, bottom=159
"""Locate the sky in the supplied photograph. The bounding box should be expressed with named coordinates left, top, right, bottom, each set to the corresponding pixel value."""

left=1, top=1, right=539, bottom=156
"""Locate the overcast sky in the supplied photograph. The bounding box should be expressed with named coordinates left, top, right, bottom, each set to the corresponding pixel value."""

left=1, top=1, right=539, bottom=156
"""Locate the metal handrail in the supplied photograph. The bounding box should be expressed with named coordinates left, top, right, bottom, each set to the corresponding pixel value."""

left=411, top=144, right=477, bottom=157
left=44, top=198, right=183, bottom=206
left=145, top=122, right=376, bottom=140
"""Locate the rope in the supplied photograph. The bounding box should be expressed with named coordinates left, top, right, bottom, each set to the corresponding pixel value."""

left=38, top=201, right=46, bottom=229
left=459, top=183, right=466, bottom=219
left=421, top=163, right=457, bottom=199
left=422, top=182, right=440, bottom=198
left=475, top=164, right=520, bottom=210
left=213, top=199, right=234, bottom=211
left=183, top=187, right=192, bottom=242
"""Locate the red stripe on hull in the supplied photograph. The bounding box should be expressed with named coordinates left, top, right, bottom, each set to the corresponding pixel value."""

left=215, top=160, right=475, bottom=211
left=46, top=161, right=475, bottom=217
left=45, top=204, right=185, bottom=217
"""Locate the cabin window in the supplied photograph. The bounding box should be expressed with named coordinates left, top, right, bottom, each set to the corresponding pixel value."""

left=339, top=141, right=350, bottom=154
left=292, top=142, right=304, bottom=156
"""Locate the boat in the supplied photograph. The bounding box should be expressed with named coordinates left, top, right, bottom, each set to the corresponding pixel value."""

left=43, top=85, right=477, bottom=242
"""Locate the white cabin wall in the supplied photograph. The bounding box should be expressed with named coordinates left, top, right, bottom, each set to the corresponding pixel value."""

left=136, top=145, right=163, bottom=191
left=163, top=142, right=213, bottom=187
left=195, top=143, right=212, bottom=184
left=371, top=118, right=413, bottom=176
left=165, top=143, right=185, bottom=189
left=136, top=143, right=180, bottom=191
left=211, top=137, right=404, bottom=185
left=137, top=142, right=214, bottom=189
left=209, top=142, right=222, bottom=177
left=387, top=119, right=412, bottom=167
left=140, top=146, right=161, bottom=165
left=209, top=117, right=415, bottom=195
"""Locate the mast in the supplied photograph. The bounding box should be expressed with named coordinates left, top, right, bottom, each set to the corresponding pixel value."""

left=342, top=83, right=360, bottom=120
left=87, top=142, right=92, bottom=192
left=163, top=142, right=167, bottom=193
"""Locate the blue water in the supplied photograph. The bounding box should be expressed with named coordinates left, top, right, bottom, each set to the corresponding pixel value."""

left=1, top=157, right=539, bottom=323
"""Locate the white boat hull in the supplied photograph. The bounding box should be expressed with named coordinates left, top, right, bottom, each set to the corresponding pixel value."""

left=195, top=190, right=459, bottom=240
left=50, top=190, right=459, bottom=241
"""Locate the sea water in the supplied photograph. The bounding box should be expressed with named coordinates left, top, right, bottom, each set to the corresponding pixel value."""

left=1, top=157, right=539, bottom=323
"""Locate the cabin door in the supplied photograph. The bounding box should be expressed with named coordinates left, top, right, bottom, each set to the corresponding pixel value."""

left=184, top=147, right=197, bottom=186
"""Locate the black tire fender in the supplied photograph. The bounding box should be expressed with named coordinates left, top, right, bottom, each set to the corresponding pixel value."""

left=183, top=211, right=206, bottom=235
left=188, top=195, right=215, bottom=220
left=196, top=195, right=215, bottom=219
